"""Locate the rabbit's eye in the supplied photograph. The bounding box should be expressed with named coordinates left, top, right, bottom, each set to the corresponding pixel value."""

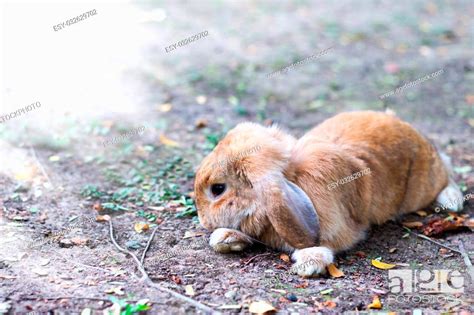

left=211, top=183, right=226, bottom=197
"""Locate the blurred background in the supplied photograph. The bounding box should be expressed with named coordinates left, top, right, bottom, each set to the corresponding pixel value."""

left=1, top=0, right=473, bottom=313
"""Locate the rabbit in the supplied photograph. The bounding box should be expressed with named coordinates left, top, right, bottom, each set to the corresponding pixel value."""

left=194, top=111, right=464, bottom=277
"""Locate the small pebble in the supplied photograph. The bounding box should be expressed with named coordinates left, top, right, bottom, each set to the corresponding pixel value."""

left=287, top=294, right=298, bottom=302
left=224, top=290, right=237, bottom=300
left=59, top=239, right=73, bottom=248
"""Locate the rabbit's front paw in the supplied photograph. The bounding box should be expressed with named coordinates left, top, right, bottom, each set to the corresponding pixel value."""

left=209, top=228, right=252, bottom=253
left=291, top=246, right=334, bottom=277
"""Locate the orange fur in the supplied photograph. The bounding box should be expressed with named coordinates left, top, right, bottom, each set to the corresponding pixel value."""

left=194, top=111, right=449, bottom=254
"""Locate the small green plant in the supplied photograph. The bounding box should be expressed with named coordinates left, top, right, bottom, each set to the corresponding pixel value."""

left=81, top=184, right=106, bottom=199
left=107, top=297, right=151, bottom=315
left=137, top=210, right=157, bottom=222
left=175, top=195, right=197, bottom=217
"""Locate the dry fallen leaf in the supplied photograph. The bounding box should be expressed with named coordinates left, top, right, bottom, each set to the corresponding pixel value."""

left=323, top=300, right=337, bottom=309
left=80, top=308, right=92, bottom=315
left=402, top=221, right=423, bottom=228
left=160, top=134, right=180, bottom=147
left=185, top=285, right=195, bottom=296
left=389, top=248, right=397, bottom=253
left=71, top=237, right=89, bottom=246
left=249, top=301, right=276, bottom=314
left=466, top=94, right=474, bottom=105
left=279, top=253, right=290, bottom=262
left=195, top=118, right=208, bottom=129
left=270, top=289, right=286, bottom=294
left=294, top=281, right=309, bottom=289
left=415, top=210, right=428, bottom=217
left=327, top=264, right=344, bottom=278
left=355, top=251, right=366, bottom=258
left=196, top=95, right=207, bottom=105
left=367, top=295, right=382, bottom=309
left=134, top=222, right=149, bottom=233
left=171, top=275, right=182, bottom=285
left=49, top=155, right=61, bottom=162
left=439, top=248, right=449, bottom=255
left=422, top=214, right=467, bottom=236
left=148, top=206, right=165, bottom=211
left=371, top=259, right=396, bottom=270
left=105, top=286, right=125, bottom=295
left=96, top=215, right=110, bottom=222
left=32, top=268, right=48, bottom=276
left=158, top=103, right=172, bottom=112
left=14, top=165, right=37, bottom=181
left=384, top=62, right=399, bottom=74
left=183, top=231, right=205, bottom=239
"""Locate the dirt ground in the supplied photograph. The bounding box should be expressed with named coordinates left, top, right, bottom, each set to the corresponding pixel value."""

left=1, top=0, right=473, bottom=314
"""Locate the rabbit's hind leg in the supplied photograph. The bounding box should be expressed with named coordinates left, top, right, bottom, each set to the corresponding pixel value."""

left=435, top=152, right=464, bottom=212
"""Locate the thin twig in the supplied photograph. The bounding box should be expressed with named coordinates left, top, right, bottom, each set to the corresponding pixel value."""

left=459, top=241, right=474, bottom=281
left=29, top=146, right=54, bottom=189
left=108, top=219, right=218, bottom=314
left=17, top=296, right=163, bottom=305
left=141, top=226, right=159, bottom=265
left=404, top=227, right=462, bottom=254
left=243, top=252, right=272, bottom=266
left=52, top=252, right=112, bottom=274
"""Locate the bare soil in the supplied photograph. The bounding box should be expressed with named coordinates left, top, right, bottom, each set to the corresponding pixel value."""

left=1, top=0, right=473, bottom=314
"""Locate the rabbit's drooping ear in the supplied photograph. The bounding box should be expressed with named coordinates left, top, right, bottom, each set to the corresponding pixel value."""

left=267, top=179, right=320, bottom=249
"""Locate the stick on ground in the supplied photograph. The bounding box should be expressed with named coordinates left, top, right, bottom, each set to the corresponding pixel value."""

left=140, top=226, right=160, bottom=265
left=404, top=227, right=462, bottom=254
left=459, top=241, right=474, bottom=282
left=107, top=219, right=218, bottom=314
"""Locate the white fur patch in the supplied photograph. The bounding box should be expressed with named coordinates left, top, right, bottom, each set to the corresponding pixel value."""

left=209, top=228, right=235, bottom=247
left=291, top=246, right=334, bottom=277
left=209, top=228, right=251, bottom=253
left=436, top=180, right=464, bottom=212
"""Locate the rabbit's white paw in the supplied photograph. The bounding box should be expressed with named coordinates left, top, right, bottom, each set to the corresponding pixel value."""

left=291, top=246, right=334, bottom=277
left=209, top=228, right=252, bottom=253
